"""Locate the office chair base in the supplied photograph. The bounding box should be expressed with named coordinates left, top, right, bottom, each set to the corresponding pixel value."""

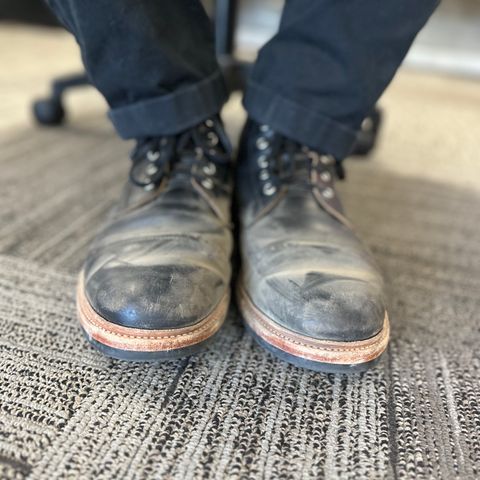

left=32, top=72, right=89, bottom=126
left=33, top=98, right=65, bottom=126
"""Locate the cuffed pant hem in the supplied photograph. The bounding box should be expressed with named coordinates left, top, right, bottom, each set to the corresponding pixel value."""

left=243, top=80, right=358, bottom=159
left=108, top=70, right=228, bottom=139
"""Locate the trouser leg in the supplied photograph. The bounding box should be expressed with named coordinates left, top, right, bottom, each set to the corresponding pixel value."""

left=45, top=0, right=227, bottom=139
left=243, top=0, right=440, bottom=159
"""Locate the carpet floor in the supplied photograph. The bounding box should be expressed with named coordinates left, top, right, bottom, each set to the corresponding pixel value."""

left=1, top=26, right=480, bottom=480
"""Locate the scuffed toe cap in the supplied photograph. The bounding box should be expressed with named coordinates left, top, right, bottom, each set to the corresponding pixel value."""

left=84, top=263, right=228, bottom=330
left=247, top=270, right=386, bottom=342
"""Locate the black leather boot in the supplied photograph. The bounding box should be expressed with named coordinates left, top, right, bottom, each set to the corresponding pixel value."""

left=236, top=120, right=389, bottom=373
left=77, top=118, right=233, bottom=360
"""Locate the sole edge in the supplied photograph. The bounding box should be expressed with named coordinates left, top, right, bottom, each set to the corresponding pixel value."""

left=237, top=283, right=389, bottom=372
left=77, top=271, right=229, bottom=360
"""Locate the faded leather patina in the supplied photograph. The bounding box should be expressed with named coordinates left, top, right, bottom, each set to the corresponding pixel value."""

left=79, top=119, right=233, bottom=357
left=236, top=121, right=387, bottom=363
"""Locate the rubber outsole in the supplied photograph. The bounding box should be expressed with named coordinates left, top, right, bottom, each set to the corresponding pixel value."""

left=237, top=283, right=389, bottom=373
left=77, top=271, right=229, bottom=362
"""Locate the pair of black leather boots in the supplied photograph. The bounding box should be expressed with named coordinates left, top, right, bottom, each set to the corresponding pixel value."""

left=77, top=118, right=389, bottom=373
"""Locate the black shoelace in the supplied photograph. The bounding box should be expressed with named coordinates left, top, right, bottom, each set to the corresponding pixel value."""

left=254, top=130, right=345, bottom=199
left=129, top=118, right=232, bottom=192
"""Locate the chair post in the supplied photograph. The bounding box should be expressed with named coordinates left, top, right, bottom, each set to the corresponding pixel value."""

left=215, top=0, right=238, bottom=57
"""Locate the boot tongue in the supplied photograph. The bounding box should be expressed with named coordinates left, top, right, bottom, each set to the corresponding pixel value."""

left=281, top=151, right=312, bottom=184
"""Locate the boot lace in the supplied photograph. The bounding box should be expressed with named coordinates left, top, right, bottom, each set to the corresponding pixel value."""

left=253, top=125, right=345, bottom=199
left=129, top=118, right=231, bottom=193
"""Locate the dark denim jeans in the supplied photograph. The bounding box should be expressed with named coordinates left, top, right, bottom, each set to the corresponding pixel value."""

left=46, top=0, right=438, bottom=159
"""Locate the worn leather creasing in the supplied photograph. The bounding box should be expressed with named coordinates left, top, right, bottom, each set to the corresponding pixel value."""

left=236, top=120, right=387, bottom=343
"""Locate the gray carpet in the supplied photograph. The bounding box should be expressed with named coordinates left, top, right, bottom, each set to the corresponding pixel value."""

left=2, top=80, right=480, bottom=478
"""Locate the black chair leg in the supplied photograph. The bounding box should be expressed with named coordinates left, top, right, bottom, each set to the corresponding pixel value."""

left=214, top=0, right=252, bottom=93
left=215, top=0, right=237, bottom=57
left=33, top=73, right=90, bottom=126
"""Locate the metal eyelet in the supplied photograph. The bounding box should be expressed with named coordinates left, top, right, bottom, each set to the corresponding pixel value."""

left=259, top=169, right=270, bottom=181
left=201, top=178, right=214, bottom=190
left=147, top=150, right=160, bottom=162
left=145, top=164, right=158, bottom=176
left=259, top=124, right=270, bottom=133
left=262, top=182, right=277, bottom=196
left=205, top=118, right=215, bottom=128
left=361, top=117, right=374, bottom=131
left=306, top=150, right=322, bottom=167
left=203, top=162, right=216, bottom=176
left=207, top=131, right=219, bottom=147
left=320, top=154, right=334, bottom=165
left=320, top=171, right=331, bottom=183
left=322, top=187, right=335, bottom=199
left=144, top=183, right=155, bottom=192
left=257, top=154, right=269, bottom=169
left=256, top=137, right=270, bottom=151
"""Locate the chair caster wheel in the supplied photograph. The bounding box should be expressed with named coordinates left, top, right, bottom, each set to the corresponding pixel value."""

left=33, top=98, right=65, bottom=126
left=352, top=108, right=382, bottom=156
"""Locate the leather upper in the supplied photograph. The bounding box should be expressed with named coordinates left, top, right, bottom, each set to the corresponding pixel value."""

left=237, top=121, right=386, bottom=342
left=83, top=120, right=233, bottom=330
